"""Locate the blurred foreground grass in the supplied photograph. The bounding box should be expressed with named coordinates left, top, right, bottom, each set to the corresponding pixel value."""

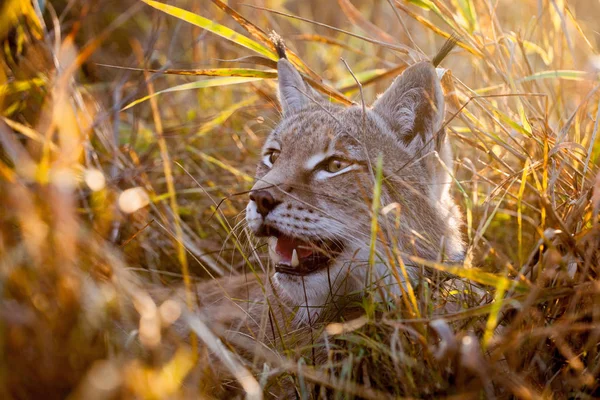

left=1, top=0, right=600, bottom=398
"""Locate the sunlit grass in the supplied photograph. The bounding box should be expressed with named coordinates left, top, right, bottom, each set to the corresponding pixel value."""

left=1, top=0, right=599, bottom=398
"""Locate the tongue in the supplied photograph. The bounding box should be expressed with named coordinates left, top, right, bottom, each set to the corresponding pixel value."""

left=276, top=235, right=314, bottom=261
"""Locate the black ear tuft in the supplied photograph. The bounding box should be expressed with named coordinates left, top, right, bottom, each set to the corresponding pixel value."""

left=431, top=35, right=459, bottom=67
left=269, top=31, right=287, bottom=60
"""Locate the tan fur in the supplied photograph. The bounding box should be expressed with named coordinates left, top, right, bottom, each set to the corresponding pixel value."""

left=243, top=59, right=464, bottom=323
left=170, top=58, right=465, bottom=382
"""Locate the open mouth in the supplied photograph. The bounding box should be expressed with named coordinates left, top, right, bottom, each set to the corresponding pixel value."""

left=259, top=226, right=344, bottom=276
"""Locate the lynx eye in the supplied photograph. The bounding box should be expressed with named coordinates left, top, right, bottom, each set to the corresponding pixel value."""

left=325, top=158, right=350, bottom=173
left=263, top=150, right=280, bottom=167
left=313, top=157, right=355, bottom=180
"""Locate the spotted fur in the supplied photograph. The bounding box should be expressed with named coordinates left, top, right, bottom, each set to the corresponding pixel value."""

left=244, top=58, right=465, bottom=323
left=176, top=55, right=465, bottom=364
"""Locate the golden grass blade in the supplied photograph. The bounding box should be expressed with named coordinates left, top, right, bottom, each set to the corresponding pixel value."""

left=482, top=270, right=509, bottom=348
left=565, top=6, right=595, bottom=52
left=303, top=76, right=354, bottom=106
left=583, top=101, right=600, bottom=179
left=404, top=0, right=468, bottom=39
left=518, top=70, right=596, bottom=83
left=121, top=77, right=264, bottom=111
left=368, top=156, right=384, bottom=270
left=517, top=159, right=531, bottom=267
left=454, top=0, right=478, bottom=32
left=1, top=117, right=57, bottom=151
left=0, top=77, right=46, bottom=98
left=520, top=39, right=553, bottom=65
left=132, top=40, right=197, bottom=353
left=336, top=68, right=387, bottom=90
left=394, top=1, right=483, bottom=58
left=186, top=314, right=263, bottom=400
left=196, top=95, right=259, bottom=136
left=0, top=119, right=38, bottom=179
left=504, top=75, right=533, bottom=136
left=209, top=0, right=322, bottom=82
left=404, top=0, right=442, bottom=15
left=396, top=251, right=421, bottom=318
left=0, top=0, right=42, bottom=40
left=187, top=147, right=254, bottom=183
left=98, top=65, right=278, bottom=78
left=337, top=64, right=407, bottom=92
left=409, top=256, right=530, bottom=293
left=5, top=0, right=600, bottom=397
left=179, top=4, right=355, bottom=104
left=142, top=0, right=277, bottom=60
left=0, top=63, right=6, bottom=112
left=209, top=0, right=273, bottom=47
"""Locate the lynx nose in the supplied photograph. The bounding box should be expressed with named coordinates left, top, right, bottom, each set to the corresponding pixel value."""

left=249, top=190, right=280, bottom=217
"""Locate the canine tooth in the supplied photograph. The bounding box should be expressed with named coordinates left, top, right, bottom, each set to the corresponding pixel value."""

left=268, top=237, right=280, bottom=264
left=291, top=249, right=299, bottom=268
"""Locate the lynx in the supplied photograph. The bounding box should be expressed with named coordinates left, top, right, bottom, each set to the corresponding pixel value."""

left=180, top=39, right=464, bottom=354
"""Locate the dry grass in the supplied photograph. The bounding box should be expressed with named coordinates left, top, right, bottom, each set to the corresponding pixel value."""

left=1, top=0, right=600, bottom=398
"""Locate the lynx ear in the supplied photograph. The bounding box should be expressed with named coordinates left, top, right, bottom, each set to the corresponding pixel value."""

left=277, top=59, right=318, bottom=115
left=372, top=62, right=445, bottom=152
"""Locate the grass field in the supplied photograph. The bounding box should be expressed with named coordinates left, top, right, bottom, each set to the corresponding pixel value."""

left=1, top=0, right=600, bottom=398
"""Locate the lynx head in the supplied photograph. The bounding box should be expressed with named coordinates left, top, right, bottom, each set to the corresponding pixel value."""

left=246, top=55, right=465, bottom=321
